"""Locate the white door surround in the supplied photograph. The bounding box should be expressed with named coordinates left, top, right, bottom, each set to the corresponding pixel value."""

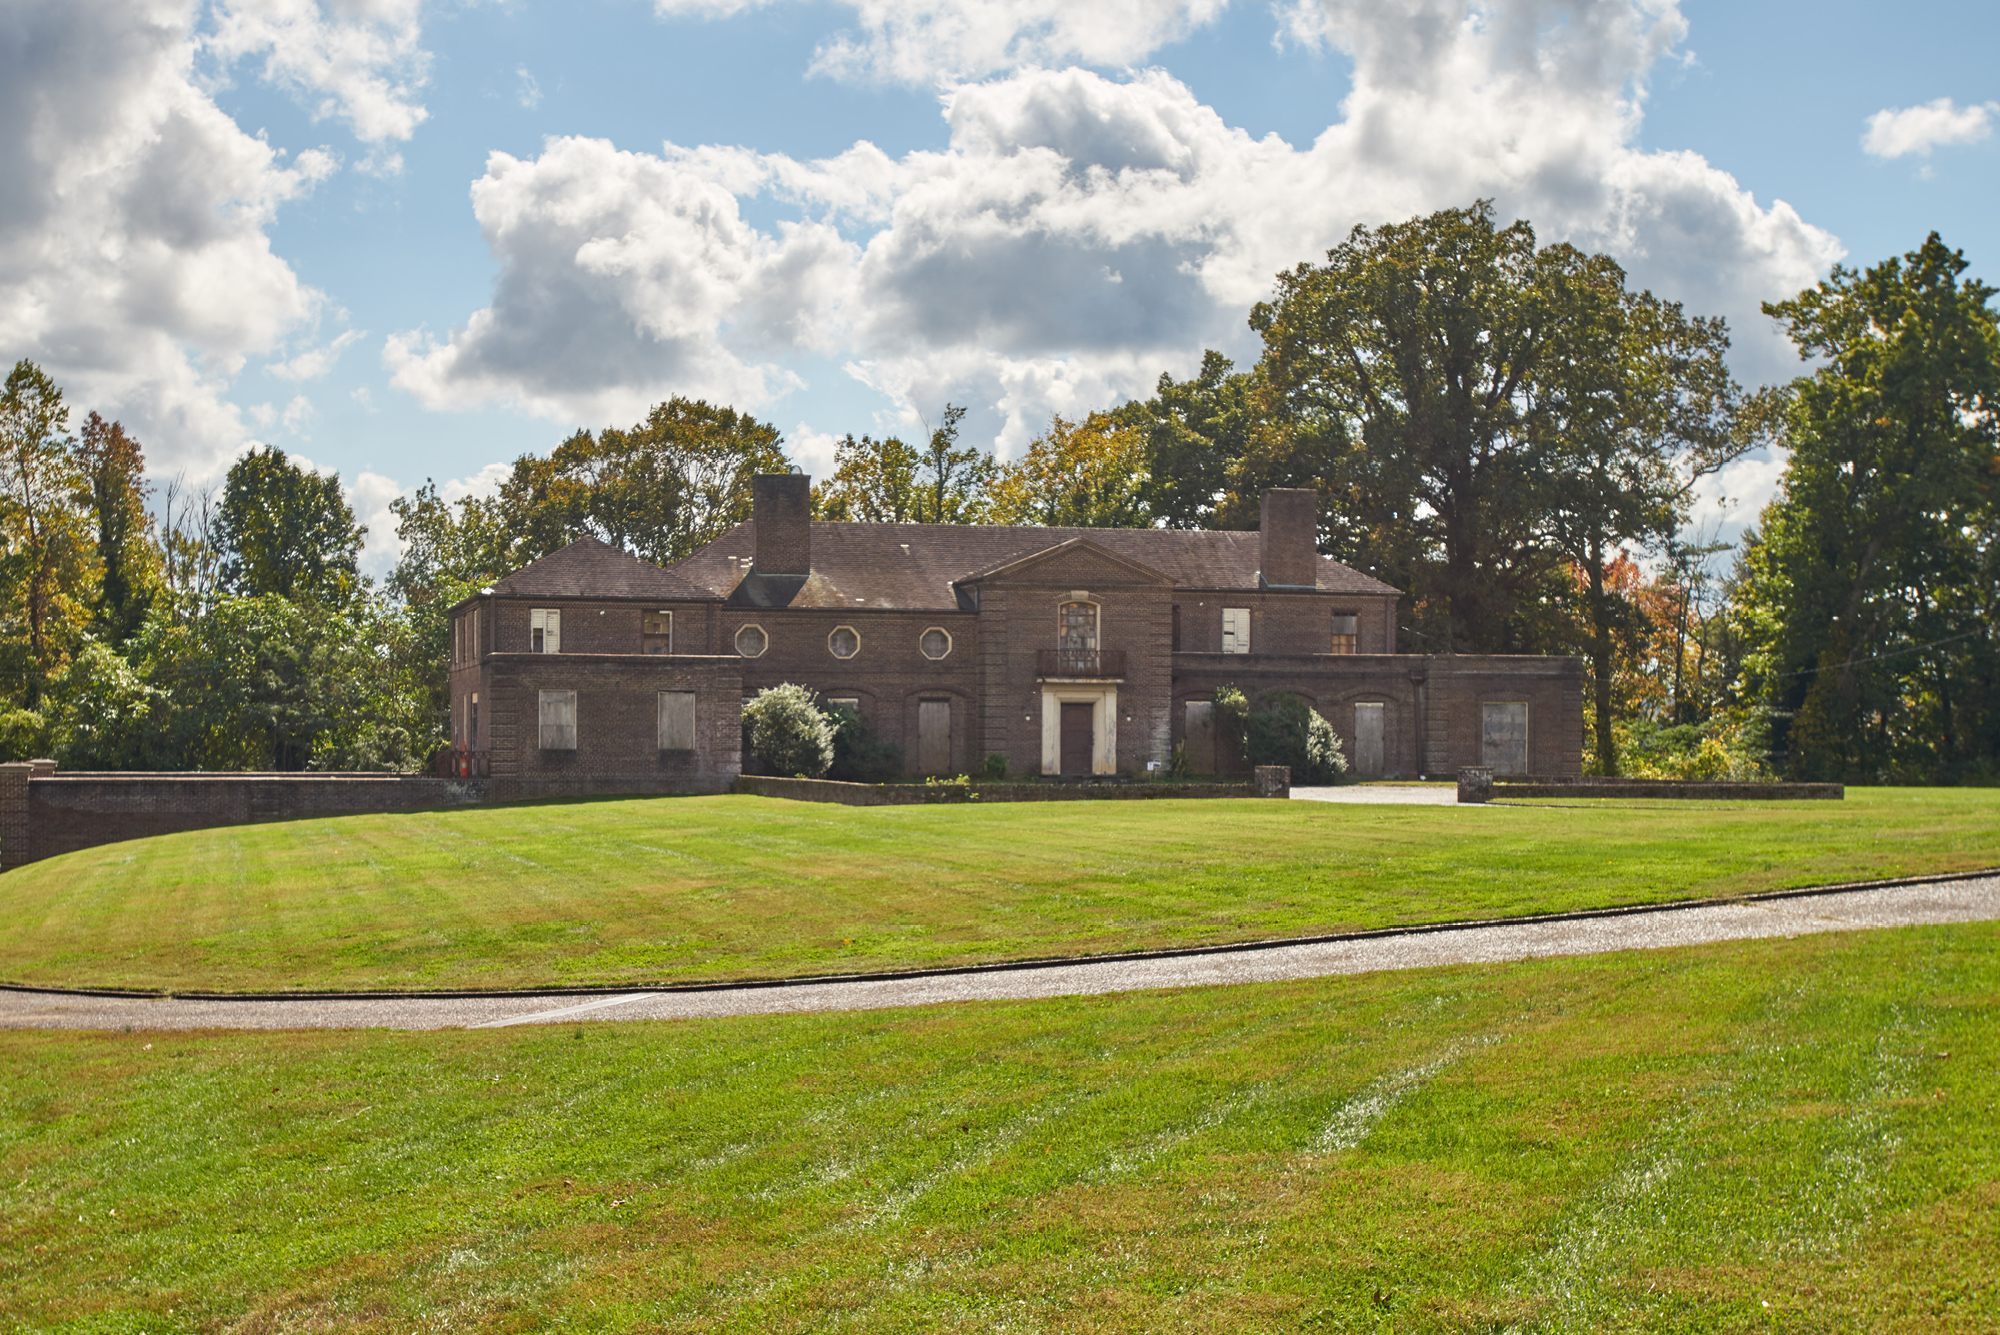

left=1041, top=685, right=1118, bottom=775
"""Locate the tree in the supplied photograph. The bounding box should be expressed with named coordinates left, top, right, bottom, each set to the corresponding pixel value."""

left=77, top=412, right=160, bottom=645
left=1248, top=202, right=1584, bottom=652
left=911, top=404, right=993, bottom=524
left=813, top=433, right=925, bottom=521
left=1530, top=267, right=1750, bottom=774
left=743, top=683, right=834, bottom=778
left=1242, top=691, right=1348, bottom=784
left=1734, top=234, right=2000, bottom=780
left=216, top=446, right=365, bottom=605
left=0, top=360, right=97, bottom=707
left=986, top=411, right=1152, bottom=527
left=493, top=398, right=789, bottom=568
left=1129, top=351, right=1261, bottom=530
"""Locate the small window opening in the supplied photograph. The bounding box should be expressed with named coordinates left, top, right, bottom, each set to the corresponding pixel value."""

left=1330, top=612, right=1359, bottom=655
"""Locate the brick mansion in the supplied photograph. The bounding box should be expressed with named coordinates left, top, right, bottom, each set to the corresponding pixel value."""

left=445, top=475, right=1584, bottom=791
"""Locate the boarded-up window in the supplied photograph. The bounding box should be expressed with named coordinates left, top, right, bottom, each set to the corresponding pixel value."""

left=643, top=611, right=672, bottom=655
left=539, top=690, right=577, bottom=750
left=1222, top=607, right=1250, bottom=654
left=531, top=608, right=561, bottom=654
left=1183, top=700, right=1216, bottom=772
left=1353, top=701, right=1384, bottom=776
left=658, top=691, right=696, bottom=751
left=1482, top=702, right=1528, bottom=774
left=917, top=699, right=951, bottom=775
left=1330, top=613, right=1359, bottom=655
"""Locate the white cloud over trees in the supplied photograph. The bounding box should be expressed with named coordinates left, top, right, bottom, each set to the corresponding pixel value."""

left=395, top=0, right=1840, bottom=454
left=0, top=0, right=432, bottom=478
left=1862, top=98, right=1997, bottom=160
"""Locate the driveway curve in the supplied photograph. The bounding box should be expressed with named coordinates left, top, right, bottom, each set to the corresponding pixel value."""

left=3, top=873, right=1994, bottom=1032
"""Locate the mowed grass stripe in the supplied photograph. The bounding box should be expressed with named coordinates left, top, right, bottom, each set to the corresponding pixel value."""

left=1, top=788, right=1995, bottom=992
left=1, top=925, right=1994, bottom=1331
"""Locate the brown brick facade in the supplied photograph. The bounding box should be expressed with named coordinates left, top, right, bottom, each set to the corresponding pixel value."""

left=443, top=481, right=1586, bottom=785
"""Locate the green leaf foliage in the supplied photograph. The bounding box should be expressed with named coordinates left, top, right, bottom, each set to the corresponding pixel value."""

left=216, top=445, right=365, bottom=606
left=1242, top=690, right=1348, bottom=785
left=1734, top=233, right=2000, bottom=781
left=743, top=683, right=836, bottom=779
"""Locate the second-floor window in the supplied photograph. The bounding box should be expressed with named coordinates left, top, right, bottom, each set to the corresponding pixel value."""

left=1222, top=607, right=1250, bottom=654
left=530, top=608, right=562, bottom=653
left=1331, top=613, right=1359, bottom=654
left=643, top=611, right=672, bottom=655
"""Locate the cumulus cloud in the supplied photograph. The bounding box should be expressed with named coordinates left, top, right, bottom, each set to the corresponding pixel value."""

left=386, top=136, right=855, bottom=423
left=654, top=0, right=1226, bottom=85
left=0, top=0, right=346, bottom=478
left=203, top=0, right=431, bottom=143
left=351, top=460, right=510, bottom=578
left=1862, top=97, right=1997, bottom=160
left=266, top=328, right=367, bottom=380
left=398, top=0, right=1840, bottom=452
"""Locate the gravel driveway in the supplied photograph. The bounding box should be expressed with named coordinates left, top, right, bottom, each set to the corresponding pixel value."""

left=2, top=874, right=1992, bottom=1032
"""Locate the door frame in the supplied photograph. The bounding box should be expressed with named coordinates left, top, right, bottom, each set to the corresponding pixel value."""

left=1040, top=684, right=1117, bottom=776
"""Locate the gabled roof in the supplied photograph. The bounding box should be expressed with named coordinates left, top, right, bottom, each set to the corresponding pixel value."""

left=666, top=521, right=1398, bottom=611
left=959, top=535, right=1173, bottom=586
left=488, top=536, right=707, bottom=600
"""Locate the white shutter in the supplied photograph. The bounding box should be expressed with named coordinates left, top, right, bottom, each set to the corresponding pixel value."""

left=539, top=690, right=577, bottom=750
left=530, top=608, right=562, bottom=653
left=1222, top=607, right=1250, bottom=655
left=658, top=691, right=697, bottom=751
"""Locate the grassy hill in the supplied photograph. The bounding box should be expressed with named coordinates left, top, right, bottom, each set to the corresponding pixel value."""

left=0, top=788, right=1993, bottom=992
left=3, top=923, right=1994, bottom=1331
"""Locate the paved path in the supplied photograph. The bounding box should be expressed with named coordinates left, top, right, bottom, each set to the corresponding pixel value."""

left=2, top=875, right=1993, bottom=1033
left=1291, top=784, right=1461, bottom=805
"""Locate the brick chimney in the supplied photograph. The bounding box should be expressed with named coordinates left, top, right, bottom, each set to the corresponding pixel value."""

left=1259, top=488, right=1318, bottom=589
left=752, top=473, right=811, bottom=577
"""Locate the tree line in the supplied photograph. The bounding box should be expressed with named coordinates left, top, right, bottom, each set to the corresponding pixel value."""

left=3, top=202, right=1992, bottom=780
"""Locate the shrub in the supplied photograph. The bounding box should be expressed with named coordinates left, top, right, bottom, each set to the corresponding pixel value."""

left=825, top=703, right=903, bottom=783
left=744, top=684, right=835, bottom=778
left=979, top=752, right=1008, bottom=781
left=1243, top=690, right=1348, bottom=785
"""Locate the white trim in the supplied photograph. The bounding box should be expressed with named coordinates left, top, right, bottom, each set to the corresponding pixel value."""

left=734, top=623, right=768, bottom=658
left=919, top=626, right=953, bottom=660
left=1040, top=685, right=1118, bottom=776
left=828, top=624, right=861, bottom=659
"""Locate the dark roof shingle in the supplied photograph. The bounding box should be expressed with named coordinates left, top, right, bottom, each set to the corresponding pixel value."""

left=668, top=522, right=1398, bottom=610
left=490, top=536, right=709, bottom=600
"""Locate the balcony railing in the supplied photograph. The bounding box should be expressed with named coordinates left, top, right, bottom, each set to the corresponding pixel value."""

left=1037, top=647, right=1126, bottom=679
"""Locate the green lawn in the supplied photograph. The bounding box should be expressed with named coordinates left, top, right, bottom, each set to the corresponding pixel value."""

left=0, top=788, right=1994, bottom=993
left=4, top=924, right=1995, bottom=1332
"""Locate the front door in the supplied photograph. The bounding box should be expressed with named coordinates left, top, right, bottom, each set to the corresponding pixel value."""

left=917, top=699, right=951, bottom=775
left=1060, top=702, right=1094, bottom=775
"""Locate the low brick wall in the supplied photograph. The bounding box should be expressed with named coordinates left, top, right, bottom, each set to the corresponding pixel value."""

left=732, top=775, right=1265, bottom=805
left=8, top=770, right=492, bottom=867
left=0, top=764, right=740, bottom=869
left=1493, top=778, right=1844, bottom=800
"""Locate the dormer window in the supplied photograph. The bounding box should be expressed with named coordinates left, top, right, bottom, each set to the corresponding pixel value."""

left=530, top=608, right=561, bottom=653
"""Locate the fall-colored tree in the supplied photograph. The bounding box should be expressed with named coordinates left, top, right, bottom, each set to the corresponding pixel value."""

left=986, top=411, right=1152, bottom=527
left=0, top=360, right=97, bottom=707
left=76, top=412, right=161, bottom=644
left=813, top=434, right=925, bottom=521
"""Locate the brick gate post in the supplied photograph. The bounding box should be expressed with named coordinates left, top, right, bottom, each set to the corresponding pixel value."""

left=0, top=762, right=33, bottom=871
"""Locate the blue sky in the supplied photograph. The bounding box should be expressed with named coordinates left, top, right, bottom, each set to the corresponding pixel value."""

left=6, top=0, right=1995, bottom=572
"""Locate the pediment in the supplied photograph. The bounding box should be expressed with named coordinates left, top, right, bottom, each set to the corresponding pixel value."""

left=958, top=536, right=1172, bottom=588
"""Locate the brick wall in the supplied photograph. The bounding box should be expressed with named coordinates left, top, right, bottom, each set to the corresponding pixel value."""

left=12, top=772, right=489, bottom=867
left=484, top=653, right=742, bottom=794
